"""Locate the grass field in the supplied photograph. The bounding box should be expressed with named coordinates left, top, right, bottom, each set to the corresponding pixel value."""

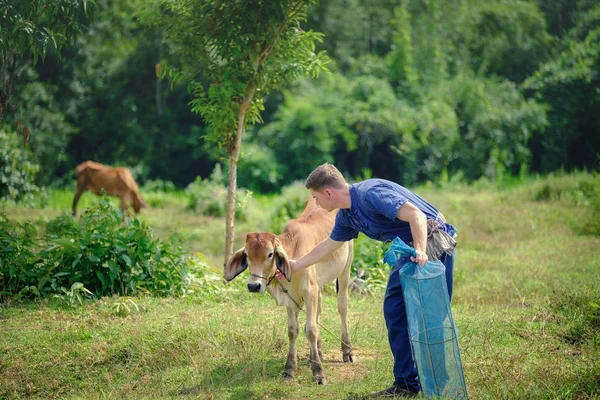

left=1, top=173, right=599, bottom=399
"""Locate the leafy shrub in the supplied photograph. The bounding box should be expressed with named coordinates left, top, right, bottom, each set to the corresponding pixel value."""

left=0, top=215, right=40, bottom=299
left=42, top=197, right=189, bottom=297
left=351, top=234, right=391, bottom=293
left=184, top=252, right=242, bottom=301
left=0, top=196, right=191, bottom=300
left=143, top=179, right=177, bottom=193
left=0, top=129, right=43, bottom=205
left=185, top=164, right=251, bottom=221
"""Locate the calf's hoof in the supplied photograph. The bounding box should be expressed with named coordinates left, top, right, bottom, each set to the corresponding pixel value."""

left=343, top=353, right=355, bottom=363
left=281, top=371, right=294, bottom=381
left=313, top=375, right=326, bottom=385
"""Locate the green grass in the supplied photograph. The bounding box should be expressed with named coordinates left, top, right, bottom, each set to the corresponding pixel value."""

left=1, top=173, right=599, bottom=399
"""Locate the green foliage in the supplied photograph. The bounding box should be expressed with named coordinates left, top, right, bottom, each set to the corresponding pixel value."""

left=445, top=73, right=547, bottom=181
left=110, top=297, right=140, bottom=316
left=8, top=74, right=78, bottom=186
left=143, top=179, right=177, bottom=193
left=237, top=141, right=281, bottom=193
left=0, top=129, right=42, bottom=204
left=351, top=234, right=390, bottom=293
left=265, top=181, right=310, bottom=232
left=456, top=0, right=552, bottom=82
left=0, top=0, right=92, bottom=124
left=185, top=165, right=252, bottom=221
left=43, top=197, right=189, bottom=297
left=54, top=281, right=94, bottom=308
left=522, top=2, right=600, bottom=173
left=184, top=252, right=242, bottom=301
left=0, top=196, right=191, bottom=300
left=0, top=0, right=92, bottom=64
left=156, top=0, right=330, bottom=150
left=0, top=214, right=40, bottom=299
left=1, top=0, right=598, bottom=197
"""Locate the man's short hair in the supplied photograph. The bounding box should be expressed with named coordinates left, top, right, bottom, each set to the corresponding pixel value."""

left=305, top=163, right=347, bottom=190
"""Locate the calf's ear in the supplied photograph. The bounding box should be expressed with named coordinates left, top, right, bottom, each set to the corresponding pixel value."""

left=274, top=241, right=291, bottom=282
left=224, top=247, right=248, bottom=281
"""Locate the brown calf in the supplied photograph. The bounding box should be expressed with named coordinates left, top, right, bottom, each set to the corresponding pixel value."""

left=224, top=197, right=354, bottom=384
left=72, top=160, right=147, bottom=217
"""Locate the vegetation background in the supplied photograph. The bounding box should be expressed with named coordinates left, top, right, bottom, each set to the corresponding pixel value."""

left=1, top=0, right=599, bottom=399
left=1, top=0, right=599, bottom=194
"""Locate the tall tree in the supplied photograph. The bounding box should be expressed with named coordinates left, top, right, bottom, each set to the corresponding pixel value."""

left=156, top=0, right=330, bottom=265
left=0, top=0, right=92, bottom=126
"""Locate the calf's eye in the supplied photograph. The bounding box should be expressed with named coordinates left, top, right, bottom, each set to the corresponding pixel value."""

left=268, top=252, right=273, bottom=258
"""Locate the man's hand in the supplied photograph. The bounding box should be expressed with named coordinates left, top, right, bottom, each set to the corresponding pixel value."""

left=411, top=249, right=428, bottom=266
left=274, top=270, right=286, bottom=281
left=289, top=260, right=299, bottom=274
left=275, top=260, right=299, bottom=281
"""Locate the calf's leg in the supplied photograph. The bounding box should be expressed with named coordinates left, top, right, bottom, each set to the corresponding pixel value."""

left=317, top=292, right=324, bottom=362
left=337, top=265, right=355, bottom=362
left=283, top=307, right=299, bottom=380
left=72, top=185, right=86, bottom=216
left=304, top=288, right=325, bottom=384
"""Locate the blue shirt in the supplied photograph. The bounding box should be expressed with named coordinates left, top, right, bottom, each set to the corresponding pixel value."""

left=330, top=179, right=456, bottom=244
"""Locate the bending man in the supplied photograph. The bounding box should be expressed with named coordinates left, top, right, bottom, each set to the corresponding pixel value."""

left=288, top=163, right=457, bottom=398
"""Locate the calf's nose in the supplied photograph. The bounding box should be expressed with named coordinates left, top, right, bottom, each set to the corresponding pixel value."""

left=247, top=282, right=262, bottom=293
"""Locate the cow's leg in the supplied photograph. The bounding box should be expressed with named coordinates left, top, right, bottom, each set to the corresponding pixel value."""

left=72, top=184, right=86, bottom=217
left=304, top=286, right=325, bottom=384
left=337, top=262, right=355, bottom=363
left=120, top=197, right=128, bottom=215
left=283, top=307, right=299, bottom=380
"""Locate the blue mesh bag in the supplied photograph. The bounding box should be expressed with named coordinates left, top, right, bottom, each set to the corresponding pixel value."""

left=384, top=237, right=468, bottom=399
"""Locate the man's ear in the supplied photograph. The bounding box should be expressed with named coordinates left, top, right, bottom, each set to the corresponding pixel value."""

left=274, top=240, right=291, bottom=282
left=224, top=247, right=248, bottom=281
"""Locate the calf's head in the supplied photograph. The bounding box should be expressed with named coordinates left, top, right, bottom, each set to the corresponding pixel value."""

left=224, top=232, right=291, bottom=293
left=132, top=194, right=148, bottom=213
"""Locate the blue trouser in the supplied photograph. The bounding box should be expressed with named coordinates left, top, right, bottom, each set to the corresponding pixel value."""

left=383, top=251, right=455, bottom=392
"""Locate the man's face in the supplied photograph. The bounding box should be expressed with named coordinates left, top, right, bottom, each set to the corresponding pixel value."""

left=310, top=188, right=334, bottom=211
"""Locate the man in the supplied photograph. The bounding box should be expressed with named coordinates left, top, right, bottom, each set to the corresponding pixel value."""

left=288, top=163, right=457, bottom=398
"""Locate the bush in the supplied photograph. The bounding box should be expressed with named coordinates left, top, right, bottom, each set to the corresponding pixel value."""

left=185, top=164, right=252, bottom=221
left=142, top=179, right=177, bottom=193
left=351, top=234, right=390, bottom=293
left=0, top=215, right=41, bottom=299
left=0, top=196, right=191, bottom=300
left=42, top=197, right=189, bottom=297
left=0, top=129, right=43, bottom=205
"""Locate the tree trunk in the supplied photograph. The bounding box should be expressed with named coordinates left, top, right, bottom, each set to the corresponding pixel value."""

left=224, top=139, right=241, bottom=267
left=223, top=84, right=257, bottom=267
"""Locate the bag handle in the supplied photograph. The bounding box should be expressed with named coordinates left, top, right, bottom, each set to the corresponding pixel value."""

left=384, top=237, right=416, bottom=266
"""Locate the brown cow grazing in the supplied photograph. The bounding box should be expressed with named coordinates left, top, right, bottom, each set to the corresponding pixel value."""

left=224, top=197, right=354, bottom=384
left=72, top=160, right=147, bottom=217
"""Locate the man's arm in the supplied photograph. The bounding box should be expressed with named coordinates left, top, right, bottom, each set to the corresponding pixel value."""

left=290, top=237, right=346, bottom=273
left=396, top=201, right=428, bottom=266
